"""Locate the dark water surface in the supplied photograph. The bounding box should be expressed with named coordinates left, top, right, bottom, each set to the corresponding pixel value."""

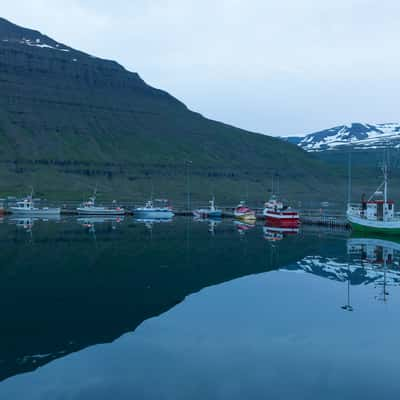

left=0, top=217, right=399, bottom=399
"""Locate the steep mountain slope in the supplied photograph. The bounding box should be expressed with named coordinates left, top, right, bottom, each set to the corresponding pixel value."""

left=284, top=122, right=400, bottom=152
left=0, top=17, right=339, bottom=201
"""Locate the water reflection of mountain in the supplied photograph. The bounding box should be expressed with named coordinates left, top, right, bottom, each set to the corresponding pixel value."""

left=0, top=219, right=319, bottom=382
left=286, top=236, right=400, bottom=287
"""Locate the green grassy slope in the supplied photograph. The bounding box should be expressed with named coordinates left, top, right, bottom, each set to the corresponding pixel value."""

left=0, top=17, right=343, bottom=203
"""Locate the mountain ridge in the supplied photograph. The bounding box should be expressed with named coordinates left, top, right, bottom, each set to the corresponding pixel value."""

left=0, top=17, right=340, bottom=201
left=282, top=122, right=400, bottom=152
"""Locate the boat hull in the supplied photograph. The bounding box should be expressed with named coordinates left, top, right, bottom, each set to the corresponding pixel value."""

left=348, top=214, right=400, bottom=235
left=193, top=210, right=222, bottom=218
left=265, top=212, right=300, bottom=228
left=77, top=208, right=125, bottom=216
left=133, top=210, right=174, bottom=219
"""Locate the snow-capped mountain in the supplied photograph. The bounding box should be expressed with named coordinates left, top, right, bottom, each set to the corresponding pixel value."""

left=284, top=122, right=400, bottom=152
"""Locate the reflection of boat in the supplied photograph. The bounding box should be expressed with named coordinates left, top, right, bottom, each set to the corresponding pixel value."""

left=134, top=217, right=173, bottom=232
left=263, top=225, right=299, bottom=241
left=77, top=190, right=125, bottom=215
left=263, top=195, right=299, bottom=228
left=347, top=164, right=400, bottom=234
left=9, top=215, right=61, bottom=230
left=234, top=201, right=256, bottom=220
left=133, top=199, right=174, bottom=219
left=193, top=216, right=221, bottom=234
left=9, top=217, right=36, bottom=231
left=208, top=219, right=220, bottom=235
left=78, top=216, right=124, bottom=234
left=10, top=194, right=60, bottom=216
left=77, top=216, right=124, bottom=225
left=134, top=217, right=173, bottom=224
left=234, top=220, right=255, bottom=235
left=347, top=237, right=400, bottom=265
left=193, top=198, right=222, bottom=219
left=347, top=236, right=400, bottom=303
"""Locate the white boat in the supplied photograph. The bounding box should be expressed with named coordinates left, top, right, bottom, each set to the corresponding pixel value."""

left=10, top=195, right=60, bottom=216
left=133, top=199, right=174, bottom=219
left=77, top=191, right=125, bottom=215
left=347, top=164, right=400, bottom=234
left=193, top=198, right=222, bottom=218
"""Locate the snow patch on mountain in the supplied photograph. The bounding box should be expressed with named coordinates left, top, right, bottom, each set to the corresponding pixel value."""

left=284, top=122, right=400, bottom=152
left=17, top=37, right=70, bottom=52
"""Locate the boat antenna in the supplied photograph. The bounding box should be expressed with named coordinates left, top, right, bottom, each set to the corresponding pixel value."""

left=276, top=173, right=280, bottom=196
left=383, top=149, right=389, bottom=204
left=150, top=181, right=154, bottom=202
left=271, top=174, right=274, bottom=195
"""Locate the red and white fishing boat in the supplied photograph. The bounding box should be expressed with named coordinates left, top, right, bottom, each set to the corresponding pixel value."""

left=234, top=201, right=256, bottom=220
left=263, top=195, right=300, bottom=228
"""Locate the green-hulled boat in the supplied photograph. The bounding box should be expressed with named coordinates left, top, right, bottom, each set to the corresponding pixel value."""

left=347, top=165, right=400, bottom=235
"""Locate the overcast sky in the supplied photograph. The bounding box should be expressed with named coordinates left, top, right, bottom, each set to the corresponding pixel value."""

left=2, top=0, right=400, bottom=136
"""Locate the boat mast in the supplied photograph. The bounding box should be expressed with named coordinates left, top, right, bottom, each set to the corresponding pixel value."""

left=383, top=163, right=388, bottom=204
left=347, top=151, right=352, bottom=205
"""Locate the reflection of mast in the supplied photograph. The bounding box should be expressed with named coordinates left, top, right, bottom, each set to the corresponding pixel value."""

left=208, top=220, right=216, bottom=235
left=341, top=263, right=353, bottom=311
left=375, top=247, right=389, bottom=303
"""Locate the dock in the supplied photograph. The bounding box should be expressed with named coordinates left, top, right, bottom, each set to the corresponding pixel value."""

left=3, top=200, right=350, bottom=229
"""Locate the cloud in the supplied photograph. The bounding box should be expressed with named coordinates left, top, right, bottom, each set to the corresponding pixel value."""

left=2, top=0, right=400, bottom=135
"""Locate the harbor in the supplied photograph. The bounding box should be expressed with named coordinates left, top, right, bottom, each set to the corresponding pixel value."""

left=0, top=197, right=350, bottom=228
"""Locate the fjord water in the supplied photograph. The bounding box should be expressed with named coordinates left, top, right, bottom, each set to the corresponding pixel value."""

left=0, top=218, right=399, bottom=399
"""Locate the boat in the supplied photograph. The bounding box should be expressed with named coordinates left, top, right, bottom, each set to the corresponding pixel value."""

left=263, top=195, right=300, bottom=228
left=347, top=164, right=400, bottom=234
left=77, top=190, right=125, bottom=215
left=233, top=201, right=256, bottom=220
left=193, top=198, right=222, bottom=218
left=0, top=198, right=5, bottom=215
left=10, top=194, right=60, bottom=216
left=133, top=199, right=174, bottom=219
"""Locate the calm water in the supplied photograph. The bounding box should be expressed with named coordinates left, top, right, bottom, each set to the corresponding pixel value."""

left=0, top=216, right=399, bottom=399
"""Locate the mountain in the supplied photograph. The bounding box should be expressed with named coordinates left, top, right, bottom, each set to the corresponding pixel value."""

left=0, top=17, right=340, bottom=201
left=284, top=123, right=400, bottom=152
